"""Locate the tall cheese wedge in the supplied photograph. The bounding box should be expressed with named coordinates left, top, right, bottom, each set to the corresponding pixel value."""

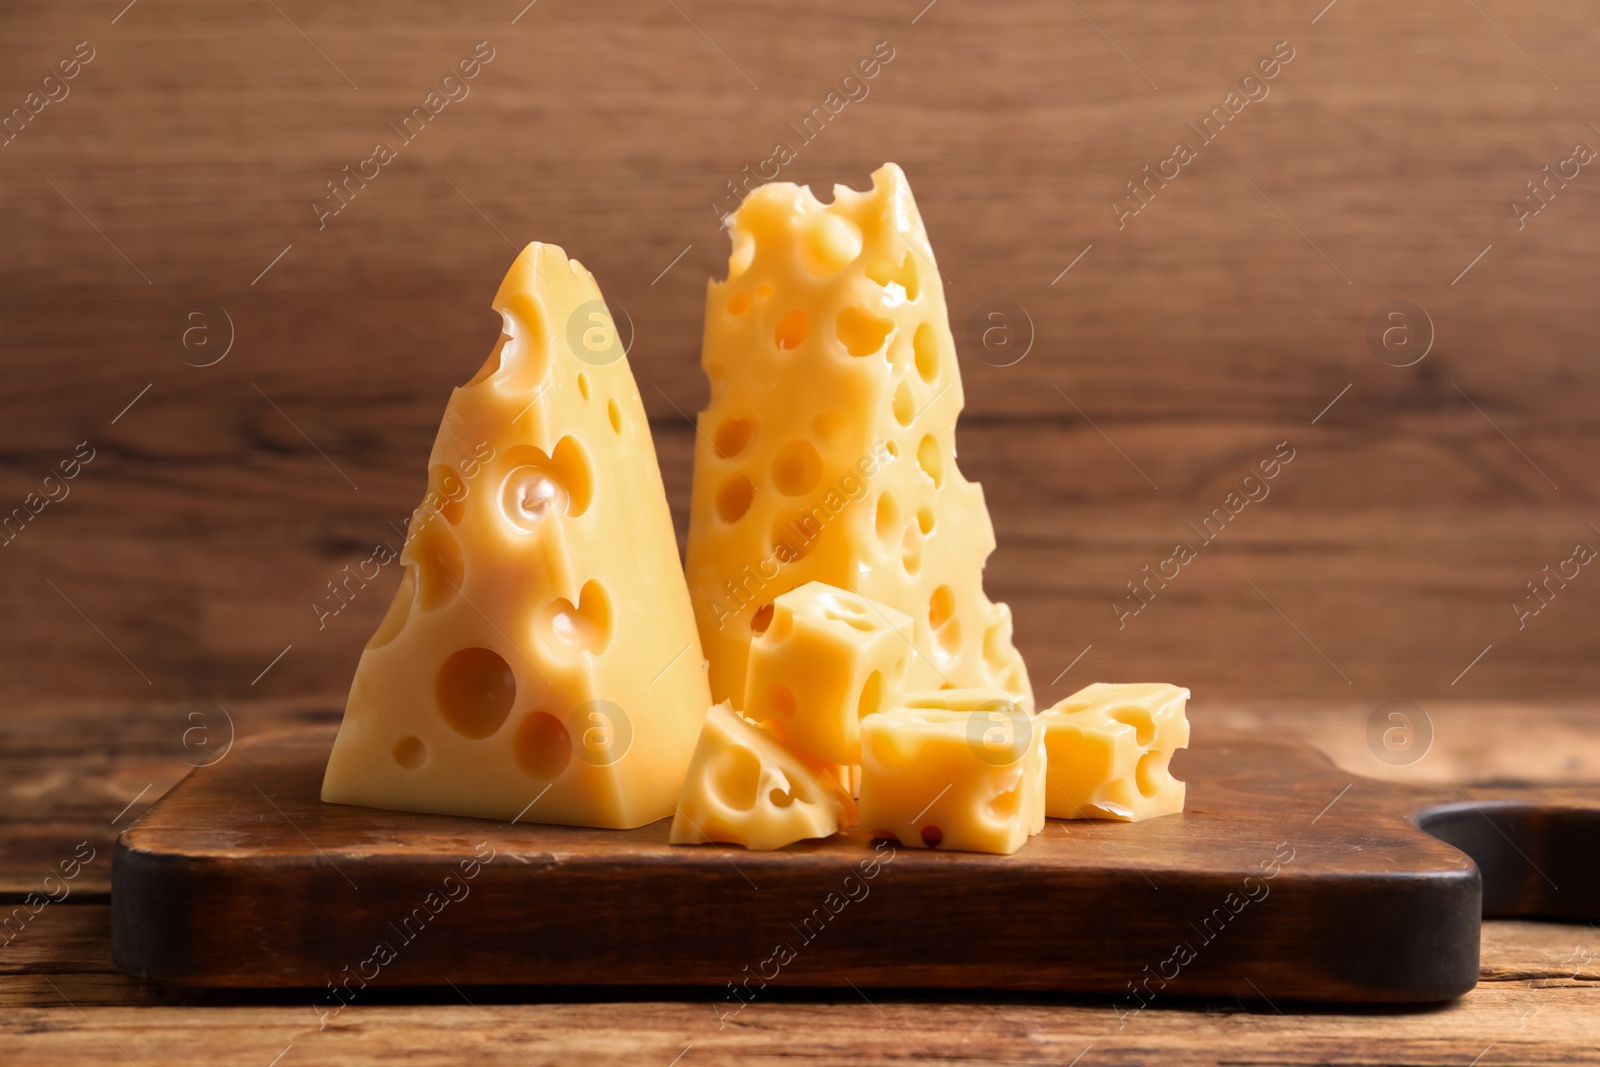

left=685, top=163, right=1031, bottom=707
left=322, top=243, right=711, bottom=829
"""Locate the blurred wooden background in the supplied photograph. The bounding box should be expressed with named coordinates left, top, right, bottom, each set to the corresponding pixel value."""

left=2, top=0, right=1597, bottom=707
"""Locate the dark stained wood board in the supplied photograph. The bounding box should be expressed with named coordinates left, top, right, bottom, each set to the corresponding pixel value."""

left=111, top=727, right=1600, bottom=1000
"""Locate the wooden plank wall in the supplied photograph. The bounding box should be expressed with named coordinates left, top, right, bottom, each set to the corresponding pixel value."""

left=1, top=0, right=1596, bottom=707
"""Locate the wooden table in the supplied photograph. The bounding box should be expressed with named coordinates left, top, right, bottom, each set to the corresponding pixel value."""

left=5, top=0, right=1600, bottom=1061
left=5, top=699, right=1597, bottom=1065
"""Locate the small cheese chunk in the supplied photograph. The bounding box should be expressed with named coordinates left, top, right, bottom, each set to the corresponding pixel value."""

left=685, top=163, right=1032, bottom=712
left=670, top=702, right=855, bottom=851
left=322, top=243, right=711, bottom=829
left=858, top=690, right=1045, bottom=855
left=743, top=582, right=912, bottom=772
left=1040, top=683, right=1190, bottom=822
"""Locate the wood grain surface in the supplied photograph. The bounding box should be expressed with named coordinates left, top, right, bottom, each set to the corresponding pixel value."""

left=2, top=0, right=1599, bottom=706
left=110, top=723, right=1600, bottom=997
left=6, top=697, right=1600, bottom=1063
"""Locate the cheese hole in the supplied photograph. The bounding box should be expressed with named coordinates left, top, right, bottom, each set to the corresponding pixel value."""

left=728, top=227, right=755, bottom=278
left=500, top=468, right=568, bottom=533
left=869, top=829, right=901, bottom=844
left=884, top=439, right=900, bottom=459
left=772, top=440, right=822, bottom=495
left=1111, top=707, right=1156, bottom=748
left=917, top=434, right=943, bottom=487
left=892, top=379, right=915, bottom=426
left=935, top=618, right=962, bottom=658
left=767, top=683, right=797, bottom=718
left=750, top=602, right=775, bottom=634
left=865, top=252, right=921, bottom=303
left=773, top=513, right=820, bottom=561
left=920, top=824, right=944, bottom=848
left=837, top=306, right=895, bottom=357
left=857, top=671, right=886, bottom=719
left=888, top=333, right=911, bottom=372
left=468, top=332, right=513, bottom=387
left=775, top=309, right=809, bottom=350
left=711, top=744, right=761, bottom=810
left=802, top=211, right=863, bottom=275
left=901, top=528, right=922, bottom=575
left=367, top=567, right=416, bottom=650
left=913, top=322, right=939, bottom=383
left=821, top=601, right=875, bottom=632
left=411, top=522, right=464, bottom=611
left=1137, top=750, right=1169, bottom=798
left=875, top=493, right=900, bottom=544
left=917, top=505, right=935, bottom=535
left=988, top=784, right=1022, bottom=819
left=869, top=731, right=913, bottom=769
left=758, top=284, right=773, bottom=301
left=553, top=438, right=594, bottom=512
left=727, top=291, right=751, bottom=315
left=496, top=305, right=552, bottom=393
left=542, top=579, right=614, bottom=655
left=500, top=438, right=594, bottom=525
left=811, top=411, right=845, bottom=442
left=714, top=417, right=753, bottom=459
left=513, top=710, right=572, bottom=780
left=769, top=784, right=797, bottom=809
left=766, top=606, right=793, bottom=641
left=929, top=585, right=956, bottom=629
left=983, top=621, right=1012, bottom=669
left=393, top=735, right=427, bottom=769
left=577, top=373, right=590, bottom=400
left=717, top=475, right=755, bottom=523
left=436, top=647, right=516, bottom=739
left=431, top=466, right=468, bottom=525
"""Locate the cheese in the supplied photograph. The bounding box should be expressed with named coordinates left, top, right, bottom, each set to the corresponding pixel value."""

left=685, top=163, right=1032, bottom=713
left=670, top=702, right=855, bottom=850
left=1040, top=683, right=1190, bottom=822
left=322, top=243, right=711, bottom=829
left=858, top=689, right=1045, bottom=855
left=742, top=582, right=912, bottom=780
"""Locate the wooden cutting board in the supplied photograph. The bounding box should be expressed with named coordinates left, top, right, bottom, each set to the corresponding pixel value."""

left=111, top=726, right=1600, bottom=1003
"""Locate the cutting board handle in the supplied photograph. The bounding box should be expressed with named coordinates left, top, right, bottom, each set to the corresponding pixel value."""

left=1415, top=788, right=1600, bottom=921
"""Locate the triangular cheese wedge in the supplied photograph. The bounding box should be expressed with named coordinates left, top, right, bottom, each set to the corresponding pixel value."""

left=322, top=243, right=711, bottom=829
left=685, top=163, right=1031, bottom=708
left=670, top=702, right=855, bottom=850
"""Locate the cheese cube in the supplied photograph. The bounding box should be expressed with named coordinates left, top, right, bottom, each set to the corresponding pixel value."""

left=685, top=163, right=1032, bottom=712
left=742, top=582, right=912, bottom=770
left=1040, top=683, right=1190, bottom=822
left=670, top=702, right=855, bottom=851
left=858, top=689, right=1045, bottom=855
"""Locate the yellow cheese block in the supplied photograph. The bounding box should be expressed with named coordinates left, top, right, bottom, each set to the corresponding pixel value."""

left=670, top=702, right=855, bottom=850
left=858, top=689, right=1045, bottom=855
left=743, top=581, right=912, bottom=770
left=685, top=162, right=1032, bottom=712
left=1040, top=683, right=1190, bottom=822
left=322, top=243, right=711, bottom=829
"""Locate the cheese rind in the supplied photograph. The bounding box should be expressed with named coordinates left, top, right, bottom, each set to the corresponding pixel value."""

left=742, top=581, right=912, bottom=769
left=858, top=691, right=1045, bottom=855
left=685, top=163, right=1032, bottom=713
left=322, top=243, right=711, bottom=829
left=670, top=702, right=855, bottom=850
left=1040, top=683, right=1190, bottom=822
